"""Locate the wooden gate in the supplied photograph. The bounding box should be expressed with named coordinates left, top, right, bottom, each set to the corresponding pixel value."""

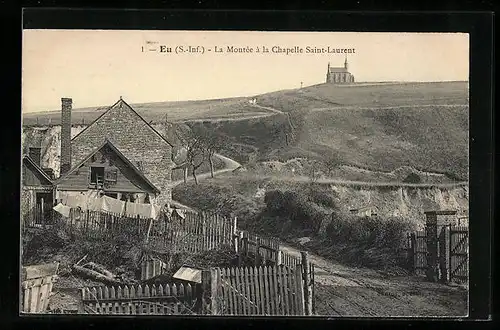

left=217, top=265, right=309, bottom=316
left=405, top=231, right=427, bottom=276
left=449, top=226, right=468, bottom=284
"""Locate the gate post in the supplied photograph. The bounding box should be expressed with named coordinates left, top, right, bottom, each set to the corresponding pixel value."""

left=301, top=251, right=313, bottom=316
left=438, top=226, right=450, bottom=283
left=425, top=212, right=439, bottom=282
left=201, top=269, right=221, bottom=315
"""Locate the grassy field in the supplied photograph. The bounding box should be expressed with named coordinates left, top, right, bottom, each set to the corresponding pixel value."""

left=22, top=97, right=273, bottom=126
left=188, top=82, right=469, bottom=179
left=256, top=81, right=468, bottom=111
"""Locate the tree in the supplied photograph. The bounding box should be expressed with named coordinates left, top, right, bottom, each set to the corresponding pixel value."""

left=323, top=151, right=342, bottom=176
left=174, top=125, right=206, bottom=184
left=307, top=159, right=322, bottom=183
left=198, top=125, right=228, bottom=178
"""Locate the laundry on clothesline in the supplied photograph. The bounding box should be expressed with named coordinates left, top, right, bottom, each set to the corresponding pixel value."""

left=53, top=203, right=71, bottom=218
left=101, top=195, right=125, bottom=216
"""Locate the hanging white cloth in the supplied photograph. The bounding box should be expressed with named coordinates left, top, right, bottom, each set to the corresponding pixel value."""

left=101, top=195, right=126, bottom=216
left=53, top=203, right=71, bottom=218
left=150, top=204, right=162, bottom=220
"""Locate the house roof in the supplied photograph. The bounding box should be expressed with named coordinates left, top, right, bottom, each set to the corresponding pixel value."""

left=329, top=67, right=349, bottom=73
left=22, top=155, right=53, bottom=184
left=55, top=139, right=160, bottom=194
left=71, top=98, right=174, bottom=148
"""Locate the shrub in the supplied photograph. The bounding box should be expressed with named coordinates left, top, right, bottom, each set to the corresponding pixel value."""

left=403, top=173, right=422, bottom=183
left=324, top=212, right=413, bottom=269
left=306, top=186, right=338, bottom=208
left=264, top=190, right=286, bottom=213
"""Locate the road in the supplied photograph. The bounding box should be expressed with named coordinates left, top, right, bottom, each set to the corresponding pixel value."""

left=280, top=242, right=468, bottom=317
left=171, top=153, right=242, bottom=188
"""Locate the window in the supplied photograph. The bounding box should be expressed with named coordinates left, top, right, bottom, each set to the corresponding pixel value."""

left=105, top=168, right=118, bottom=184
left=90, top=166, right=105, bottom=185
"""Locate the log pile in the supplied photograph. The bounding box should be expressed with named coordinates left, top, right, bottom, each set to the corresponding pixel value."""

left=71, top=255, right=136, bottom=286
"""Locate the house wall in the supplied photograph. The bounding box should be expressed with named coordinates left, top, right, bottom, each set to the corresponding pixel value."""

left=21, top=187, right=35, bottom=219
left=57, top=144, right=157, bottom=194
left=70, top=101, right=173, bottom=206
left=22, top=162, right=52, bottom=187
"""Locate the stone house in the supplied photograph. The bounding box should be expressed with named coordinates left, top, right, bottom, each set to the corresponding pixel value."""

left=56, top=97, right=174, bottom=207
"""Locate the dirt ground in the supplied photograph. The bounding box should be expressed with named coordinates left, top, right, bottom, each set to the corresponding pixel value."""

left=280, top=244, right=468, bottom=317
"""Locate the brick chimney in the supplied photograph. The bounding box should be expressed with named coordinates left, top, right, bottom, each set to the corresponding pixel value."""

left=28, top=147, right=42, bottom=167
left=60, top=98, right=72, bottom=175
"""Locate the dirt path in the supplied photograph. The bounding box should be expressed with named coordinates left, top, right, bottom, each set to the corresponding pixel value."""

left=280, top=243, right=467, bottom=317
left=171, top=153, right=242, bottom=188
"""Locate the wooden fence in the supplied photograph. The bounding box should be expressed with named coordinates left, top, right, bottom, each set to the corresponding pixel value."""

left=404, top=225, right=468, bottom=284
left=235, top=230, right=301, bottom=269
left=449, top=226, right=469, bottom=283
left=404, top=230, right=427, bottom=276
left=81, top=282, right=199, bottom=315
left=212, top=262, right=314, bottom=316
left=21, top=263, right=59, bottom=313
left=140, top=255, right=168, bottom=281
left=146, top=211, right=234, bottom=254
left=22, top=205, right=54, bottom=229
left=57, top=209, right=233, bottom=256
left=61, top=209, right=151, bottom=239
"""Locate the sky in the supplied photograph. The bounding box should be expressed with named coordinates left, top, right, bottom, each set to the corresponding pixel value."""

left=22, top=30, right=469, bottom=113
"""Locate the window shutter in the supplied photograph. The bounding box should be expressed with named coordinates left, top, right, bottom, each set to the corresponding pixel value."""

left=104, top=167, right=117, bottom=185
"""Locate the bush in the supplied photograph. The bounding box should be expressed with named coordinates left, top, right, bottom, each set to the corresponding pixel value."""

left=264, top=190, right=286, bottom=213
left=263, top=189, right=325, bottom=234
left=324, top=212, right=413, bottom=269
left=403, top=173, right=422, bottom=183
left=306, top=186, right=338, bottom=208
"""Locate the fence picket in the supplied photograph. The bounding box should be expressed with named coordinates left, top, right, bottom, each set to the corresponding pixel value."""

left=245, top=267, right=253, bottom=315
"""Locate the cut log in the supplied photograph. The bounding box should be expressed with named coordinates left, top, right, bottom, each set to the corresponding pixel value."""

left=81, top=262, right=115, bottom=279
left=72, top=265, right=122, bottom=285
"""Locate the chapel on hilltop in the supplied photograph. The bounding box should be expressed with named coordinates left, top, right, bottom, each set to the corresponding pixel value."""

left=326, top=57, right=355, bottom=84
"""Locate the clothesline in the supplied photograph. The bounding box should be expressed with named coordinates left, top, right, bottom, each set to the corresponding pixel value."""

left=54, top=191, right=161, bottom=220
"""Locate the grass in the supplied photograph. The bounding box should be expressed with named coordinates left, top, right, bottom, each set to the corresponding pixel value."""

left=257, top=81, right=468, bottom=111
left=22, top=97, right=274, bottom=126
left=23, top=81, right=469, bottom=179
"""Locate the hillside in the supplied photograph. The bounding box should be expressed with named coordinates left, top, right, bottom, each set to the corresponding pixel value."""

left=22, top=81, right=469, bottom=179
left=22, top=97, right=272, bottom=126
left=191, top=82, right=469, bottom=179
left=256, top=81, right=468, bottom=110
